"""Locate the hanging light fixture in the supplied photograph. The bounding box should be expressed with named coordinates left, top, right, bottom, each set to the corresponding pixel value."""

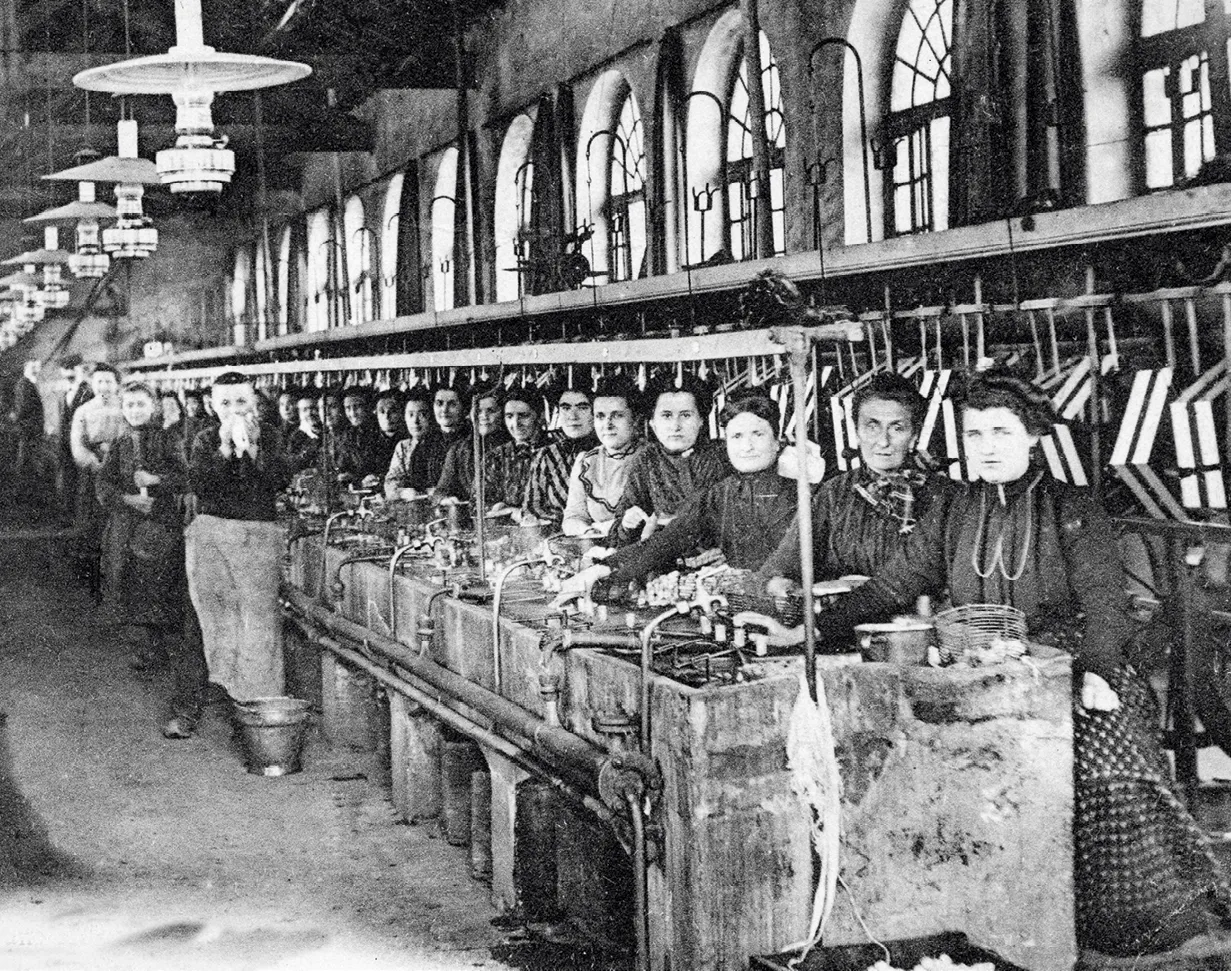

left=26, top=181, right=118, bottom=278
left=45, top=118, right=159, bottom=261
left=3, top=228, right=72, bottom=309
left=72, top=0, right=310, bottom=193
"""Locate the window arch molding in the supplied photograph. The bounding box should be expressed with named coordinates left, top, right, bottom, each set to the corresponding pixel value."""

left=252, top=235, right=270, bottom=341
left=494, top=112, right=537, bottom=302
left=305, top=208, right=334, bottom=332
left=429, top=146, right=459, bottom=312
left=230, top=245, right=250, bottom=344
left=276, top=224, right=292, bottom=336
left=379, top=172, right=404, bottom=320
left=343, top=194, right=370, bottom=325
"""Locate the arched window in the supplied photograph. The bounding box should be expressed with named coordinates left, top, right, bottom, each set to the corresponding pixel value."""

left=230, top=246, right=250, bottom=345
left=380, top=172, right=404, bottom=319
left=494, top=114, right=536, bottom=302
left=726, top=31, right=786, bottom=260
left=883, top=0, right=953, bottom=236
left=343, top=195, right=370, bottom=325
left=276, top=225, right=292, bottom=337
left=686, top=16, right=787, bottom=264
left=252, top=237, right=269, bottom=341
left=432, top=147, right=458, bottom=312
left=1139, top=0, right=1231, bottom=189
left=306, top=208, right=333, bottom=332
left=577, top=71, right=647, bottom=286
left=609, top=93, right=647, bottom=281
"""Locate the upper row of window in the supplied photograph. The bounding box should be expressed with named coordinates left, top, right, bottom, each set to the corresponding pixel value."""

left=232, top=0, right=1231, bottom=335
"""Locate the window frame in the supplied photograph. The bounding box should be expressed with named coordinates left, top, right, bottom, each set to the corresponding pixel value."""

left=607, top=92, right=648, bottom=283
left=724, top=35, right=787, bottom=260
left=1135, top=4, right=1231, bottom=192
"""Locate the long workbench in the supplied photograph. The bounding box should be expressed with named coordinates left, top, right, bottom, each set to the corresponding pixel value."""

left=285, top=532, right=1077, bottom=971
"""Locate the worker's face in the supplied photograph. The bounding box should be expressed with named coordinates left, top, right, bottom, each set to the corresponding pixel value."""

left=855, top=398, right=917, bottom=474
left=962, top=406, right=1038, bottom=483
left=725, top=411, right=779, bottom=474
left=90, top=370, right=119, bottom=402
left=212, top=382, right=258, bottom=426
left=296, top=398, right=320, bottom=433
left=650, top=392, right=703, bottom=454
left=504, top=400, right=537, bottom=444
left=474, top=395, right=501, bottom=437
left=184, top=397, right=203, bottom=418
left=594, top=396, right=635, bottom=453
left=277, top=392, right=296, bottom=423
left=322, top=396, right=346, bottom=430
left=403, top=401, right=431, bottom=440
left=557, top=391, right=594, bottom=439
left=161, top=396, right=182, bottom=427
left=121, top=390, right=155, bottom=429
left=434, top=390, right=462, bottom=432
left=376, top=398, right=402, bottom=435
left=343, top=395, right=368, bottom=428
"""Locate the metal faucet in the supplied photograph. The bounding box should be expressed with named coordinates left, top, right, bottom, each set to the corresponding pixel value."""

left=639, top=602, right=688, bottom=750
left=316, top=509, right=356, bottom=601
left=328, top=547, right=394, bottom=607
left=387, top=540, right=422, bottom=642
left=492, top=550, right=566, bottom=694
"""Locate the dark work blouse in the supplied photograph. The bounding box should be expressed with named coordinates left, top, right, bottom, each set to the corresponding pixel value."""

left=610, top=439, right=730, bottom=546
left=188, top=425, right=290, bottom=522
left=758, top=465, right=952, bottom=584
left=600, top=467, right=800, bottom=590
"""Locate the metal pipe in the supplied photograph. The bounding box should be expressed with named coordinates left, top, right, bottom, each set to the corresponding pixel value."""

left=318, top=510, right=354, bottom=601
left=627, top=790, right=650, bottom=971
left=293, top=617, right=620, bottom=832
left=564, top=630, right=642, bottom=651
left=284, top=585, right=607, bottom=786
left=640, top=604, right=687, bottom=750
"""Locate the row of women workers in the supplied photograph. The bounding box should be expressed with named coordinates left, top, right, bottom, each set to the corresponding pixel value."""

left=552, top=366, right=1231, bottom=959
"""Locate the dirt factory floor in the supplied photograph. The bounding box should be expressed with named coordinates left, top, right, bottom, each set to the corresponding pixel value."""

left=0, top=506, right=606, bottom=971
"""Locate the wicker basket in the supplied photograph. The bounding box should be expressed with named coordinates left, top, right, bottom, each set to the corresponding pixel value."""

left=934, top=603, right=1027, bottom=660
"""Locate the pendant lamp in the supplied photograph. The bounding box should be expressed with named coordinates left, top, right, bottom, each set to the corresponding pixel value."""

left=45, top=120, right=158, bottom=259
left=72, top=0, right=311, bottom=193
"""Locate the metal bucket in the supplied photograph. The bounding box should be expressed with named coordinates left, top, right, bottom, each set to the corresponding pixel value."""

left=234, top=697, right=311, bottom=776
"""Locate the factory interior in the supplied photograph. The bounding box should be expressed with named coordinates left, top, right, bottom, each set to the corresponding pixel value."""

left=5, top=0, right=1231, bottom=969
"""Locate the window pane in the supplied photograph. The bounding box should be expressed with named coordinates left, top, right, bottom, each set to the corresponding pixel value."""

left=890, top=0, right=953, bottom=110
left=770, top=167, right=784, bottom=209
left=1145, top=129, right=1174, bottom=187
left=1141, top=0, right=1206, bottom=37
left=725, top=33, right=787, bottom=260
left=1142, top=67, right=1172, bottom=128
left=629, top=199, right=647, bottom=279
left=728, top=181, right=747, bottom=261
left=931, top=115, right=950, bottom=232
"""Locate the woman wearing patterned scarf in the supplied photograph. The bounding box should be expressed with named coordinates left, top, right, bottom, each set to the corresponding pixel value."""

left=758, top=371, right=950, bottom=592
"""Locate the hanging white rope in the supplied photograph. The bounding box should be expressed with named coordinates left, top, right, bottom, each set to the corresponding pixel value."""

left=782, top=671, right=843, bottom=967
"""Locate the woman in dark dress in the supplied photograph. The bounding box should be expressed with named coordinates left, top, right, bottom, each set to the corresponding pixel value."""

left=96, top=382, right=187, bottom=672
left=741, top=369, right=1231, bottom=957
